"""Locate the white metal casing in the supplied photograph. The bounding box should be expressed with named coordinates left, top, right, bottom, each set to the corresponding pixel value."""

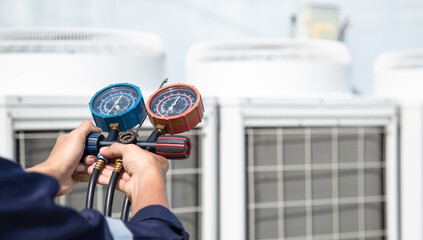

left=0, top=28, right=166, bottom=96
left=374, top=50, right=423, bottom=103
left=186, top=38, right=352, bottom=98
left=373, top=50, right=423, bottom=240
left=219, top=97, right=399, bottom=240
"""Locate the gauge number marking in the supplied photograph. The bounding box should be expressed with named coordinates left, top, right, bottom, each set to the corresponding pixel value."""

left=92, top=86, right=139, bottom=116
left=150, top=89, right=197, bottom=117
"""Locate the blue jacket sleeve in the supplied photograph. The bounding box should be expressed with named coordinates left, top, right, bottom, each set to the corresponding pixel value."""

left=0, top=158, right=189, bottom=240
left=127, top=205, right=190, bottom=239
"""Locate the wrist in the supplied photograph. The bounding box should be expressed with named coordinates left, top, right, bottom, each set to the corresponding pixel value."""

left=26, top=161, right=65, bottom=187
left=128, top=169, right=164, bottom=196
left=26, top=162, right=54, bottom=177
left=128, top=169, right=169, bottom=213
left=133, top=166, right=165, bottom=180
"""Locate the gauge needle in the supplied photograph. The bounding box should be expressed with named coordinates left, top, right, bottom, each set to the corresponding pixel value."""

left=107, top=95, right=123, bottom=115
left=164, top=96, right=180, bottom=117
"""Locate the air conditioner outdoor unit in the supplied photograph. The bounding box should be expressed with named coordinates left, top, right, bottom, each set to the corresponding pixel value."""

left=217, top=98, right=398, bottom=240
left=374, top=50, right=423, bottom=240
left=186, top=38, right=351, bottom=98
left=187, top=38, right=399, bottom=240
left=0, top=27, right=166, bottom=160
left=0, top=28, right=165, bottom=96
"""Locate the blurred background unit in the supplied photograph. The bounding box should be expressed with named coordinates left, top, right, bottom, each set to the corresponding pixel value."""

left=0, top=28, right=167, bottom=160
left=295, top=4, right=339, bottom=40
left=186, top=38, right=351, bottom=98
left=0, top=28, right=219, bottom=240
left=188, top=38, right=399, bottom=240
left=0, top=28, right=165, bottom=96
left=374, top=50, right=423, bottom=240
left=218, top=98, right=398, bottom=240
left=373, top=50, right=423, bottom=102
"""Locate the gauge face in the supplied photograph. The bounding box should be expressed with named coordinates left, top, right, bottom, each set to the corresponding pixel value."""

left=89, top=83, right=146, bottom=132
left=147, top=83, right=204, bottom=134
left=149, top=86, right=198, bottom=117
left=92, top=85, right=140, bottom=116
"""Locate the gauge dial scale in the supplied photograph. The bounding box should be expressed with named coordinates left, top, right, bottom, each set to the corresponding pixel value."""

left=147, top=83, right=204, bottom=134
left=89, top=83, right=147, bottom=132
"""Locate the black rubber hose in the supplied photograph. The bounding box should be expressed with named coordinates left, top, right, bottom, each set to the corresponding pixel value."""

left=85, top=168, right=100, bottom=209
left=104, top=171, right=120, bottom=217
left=121, top=196, right=131, bottom=221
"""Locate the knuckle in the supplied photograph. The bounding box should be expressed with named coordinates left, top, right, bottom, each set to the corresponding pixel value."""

left=81, top=120, right=92, bottom=128
left=70, top=131, right=83, bottom=139
left=57, top=134, right=67, bottom=142
left=159, top=156, right=169, bottom=168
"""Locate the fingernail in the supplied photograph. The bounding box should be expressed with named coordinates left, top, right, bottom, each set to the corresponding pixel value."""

left=76, top=165, right=85, bottom=172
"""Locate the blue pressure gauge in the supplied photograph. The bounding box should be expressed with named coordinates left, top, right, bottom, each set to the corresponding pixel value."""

left=89, top=83, right=147, bottom=132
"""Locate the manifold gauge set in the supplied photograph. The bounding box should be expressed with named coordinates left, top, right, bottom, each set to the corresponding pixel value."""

left=83, top=80, right=204, bottom=220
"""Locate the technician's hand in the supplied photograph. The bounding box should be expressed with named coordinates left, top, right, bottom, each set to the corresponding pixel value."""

left=26, top=120, right=102, bottom=196
left=89, top=143, right=169, bottom=213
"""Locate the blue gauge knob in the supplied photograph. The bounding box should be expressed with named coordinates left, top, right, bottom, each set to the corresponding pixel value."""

left=89, top=83, right=147, bottom=132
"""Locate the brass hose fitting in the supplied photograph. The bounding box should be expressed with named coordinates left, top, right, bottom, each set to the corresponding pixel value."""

left=94, top=158, right=106, bottom=170
left=156, top=124, right=167, bottom=135
left=86, top=153, right=109, bottom=209
left=114, top=158, right=123, bottom=173
left=109, top=123, right=121, bottom=132
left=104, top=158, right=124, bottom=217
left=94, top=153, right=109, bottom=171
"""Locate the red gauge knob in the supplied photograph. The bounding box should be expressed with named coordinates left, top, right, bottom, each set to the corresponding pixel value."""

left=146, top=83, right=204, bottom=134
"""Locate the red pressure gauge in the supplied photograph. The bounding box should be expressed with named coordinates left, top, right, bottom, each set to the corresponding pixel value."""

left=146, top=83, right=204, bottom=134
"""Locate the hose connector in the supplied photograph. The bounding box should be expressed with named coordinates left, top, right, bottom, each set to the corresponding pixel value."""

left=94, top=159, right=106, bottom=170
left=94, top=153, right=109, bottom=170
left=114, top=158, right=123, bottom=173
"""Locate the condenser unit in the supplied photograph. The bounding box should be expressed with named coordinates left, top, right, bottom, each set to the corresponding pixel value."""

left=374, top=50, right=423, bottom=240
left=217, top=98, right=398, bottom=240
left=187, top=38, right=400, bottom=240
left=186, top=38, right=351, bottom=98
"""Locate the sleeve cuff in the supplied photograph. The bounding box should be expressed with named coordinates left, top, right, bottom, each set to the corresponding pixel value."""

left=130, top=205, right=185, bottom=229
